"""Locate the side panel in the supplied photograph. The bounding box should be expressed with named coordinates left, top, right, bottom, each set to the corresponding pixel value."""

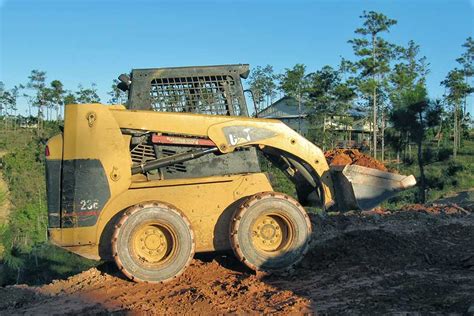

left=61, top=159, right=111, bottom=227
left=46, top=160, right=62, bottom=227
left=45, top=134, right=63, bottom=228
left=49, top=173, right=273, bottom=260
left=61, top=104, right=132, bottom=227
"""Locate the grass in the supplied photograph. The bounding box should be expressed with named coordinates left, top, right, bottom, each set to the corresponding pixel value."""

left=0, top=190, right=5, bottom=208
left=0, top=123, right=98, bottom=286
left=385, top=136, right=474, bottom=207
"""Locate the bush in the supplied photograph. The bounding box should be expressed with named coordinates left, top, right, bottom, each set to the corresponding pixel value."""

left=422, top=147, right=434, bottom=164
left=0, top=125, right=96, bottom=285
left=437, top=147, right=451, bottom=161
left=402, top=157, right=414, bottom=165
left=446, top=161, right=464, bottom=176
left=425, top=174, right=445, bottom=190
left=385, top=190, right=416, bottom=207
left=0, top=243, right=97, bottom=286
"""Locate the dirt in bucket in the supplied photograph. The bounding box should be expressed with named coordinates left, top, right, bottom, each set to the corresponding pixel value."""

left=324, top=149, right=388, bottom=171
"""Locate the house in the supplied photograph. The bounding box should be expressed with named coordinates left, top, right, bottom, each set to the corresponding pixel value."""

left=257, top=96, right=309, bottom=134
left=257, top=96, right=371, bottom=146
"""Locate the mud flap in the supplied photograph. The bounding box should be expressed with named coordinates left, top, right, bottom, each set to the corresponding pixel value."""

left=331, top=165, right=416, bottom=211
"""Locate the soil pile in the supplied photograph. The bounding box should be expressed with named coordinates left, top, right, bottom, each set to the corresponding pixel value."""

left=0, top=258, right=311, bottom=315
left=361, top=203, right=470, bottom=216
left=325, top=149, right=388, bottom=171
left=1, top=205, right=473, bottom=314
left=399, top=203, right=470, bottom=215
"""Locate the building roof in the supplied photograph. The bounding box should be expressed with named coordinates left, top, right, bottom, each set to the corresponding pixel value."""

left=257, top=96, right=367, bottom=119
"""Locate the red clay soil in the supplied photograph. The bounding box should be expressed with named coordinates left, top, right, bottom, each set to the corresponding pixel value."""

left=398, top=203, right=470, bottom=215
left=0, top=259, right=311, bottom=315
left=362, top=203, right=470, bottom=216
left=2, top=205, right=473, bottom=314
left=325, top=149, right=388, bottom=171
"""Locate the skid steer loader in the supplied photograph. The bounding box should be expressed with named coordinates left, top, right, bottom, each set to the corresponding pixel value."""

left=45, top=64, right=416, bottom=283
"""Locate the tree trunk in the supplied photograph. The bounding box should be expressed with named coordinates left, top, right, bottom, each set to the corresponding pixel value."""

left=453, top=105, right=457, bottom=159
left=298, top=93, right=302, bottom=134
left=437, top=124, right=442, bottom=152
left=322, top=114, right=326, bottom=151
left=417, top=111, right=426, bottom=203
left=381, top=109, right=385, bottom=161
left=372, top=33, right=377, bottom=160
left=16, top=268, right=21, bottom=285
left=369, top=121, right=372, bottom=153
left=373, top=88, right=377, bottom=159
left=417, top=141, right=426, bottom=203
left=408, top=138, right=412, bottom=160
left=457, top=105, right=462, bottom=149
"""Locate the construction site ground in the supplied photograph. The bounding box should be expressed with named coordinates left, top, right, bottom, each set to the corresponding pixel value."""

left=1, top=204, right=473, bottom=315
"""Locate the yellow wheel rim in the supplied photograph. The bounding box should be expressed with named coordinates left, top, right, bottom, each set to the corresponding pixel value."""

left=251, top=213, right=293, bottom=254
left=131, top=223, right=175, bottom=265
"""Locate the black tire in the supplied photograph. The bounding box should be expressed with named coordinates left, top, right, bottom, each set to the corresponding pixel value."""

left=230, top=192, right=311, bottom=272
left=112, top=201, right=194, bottom=283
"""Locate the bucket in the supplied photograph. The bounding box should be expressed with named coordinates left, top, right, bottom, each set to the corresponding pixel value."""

left=330, top=165, right=416, bottom=211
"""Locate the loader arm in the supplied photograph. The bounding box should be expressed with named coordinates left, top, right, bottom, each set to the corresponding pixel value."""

left=110, top=106, right=336, bottom=209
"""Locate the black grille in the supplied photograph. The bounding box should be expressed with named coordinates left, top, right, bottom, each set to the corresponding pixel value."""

left=157, top=148, right=187, bottom=174
left=130, top=143, right=155, bottom=165
left=130, top=143, right=187, bottom=174
left=150, top=75, right=243, bottom=116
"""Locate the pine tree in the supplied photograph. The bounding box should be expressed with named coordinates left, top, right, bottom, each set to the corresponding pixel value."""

left=248, top=65, right=277, bottom=113
left=107, top=79, right=128, bottom=105
left=348, top=11, right=398, bottom=159
left=26, top=70, right=48, bottom=131
left=441, top=69, right=471, bottom=158
left=75, top=83, right=101, bottom=104
left=306, top=65, right=355, bottom=149
left=278, top=64, right=310, bottom=133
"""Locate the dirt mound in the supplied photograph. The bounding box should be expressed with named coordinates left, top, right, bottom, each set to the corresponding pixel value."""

left=1, top=208, right=473, bottom=314
left=399, top=203, right=470, bottom=215
left=1, top=258, right=310, bottom=315
left=360, top=203, right=470, bottom=216
left=325, top=149, right=388, bottom=171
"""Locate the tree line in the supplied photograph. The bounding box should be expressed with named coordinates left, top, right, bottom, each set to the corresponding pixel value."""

left=0, top=73, right=127, bottom=130
left=1, top=11, right=472, bottom=202
left=247, top=11, right=473, bottom=164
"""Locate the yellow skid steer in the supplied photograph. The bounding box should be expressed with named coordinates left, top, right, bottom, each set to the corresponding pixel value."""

left=46, top=65, right=415, bottom=283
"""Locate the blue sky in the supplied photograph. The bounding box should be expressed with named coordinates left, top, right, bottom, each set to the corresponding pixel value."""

left=1, top=0, right=473, bottom=115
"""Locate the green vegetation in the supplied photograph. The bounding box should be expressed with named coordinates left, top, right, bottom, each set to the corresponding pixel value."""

left=0, top=126, right=96, bottom=286
left=259, top=157, right=296, bottom=198
left=247, top=14, right=473, bottom=205
left=386, top=135, right=474, bottom=208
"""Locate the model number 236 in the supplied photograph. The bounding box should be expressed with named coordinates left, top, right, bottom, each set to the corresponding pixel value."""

left=79, top=199, right=99, bottom=211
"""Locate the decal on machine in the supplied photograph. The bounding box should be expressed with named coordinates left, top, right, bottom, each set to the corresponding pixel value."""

left=223, top=126, right=277, bottom=147
left=61, top=159, right=111, bottom=228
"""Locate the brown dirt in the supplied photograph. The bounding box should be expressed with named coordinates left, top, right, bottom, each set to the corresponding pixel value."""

left=1, top=205, right=473, bottom=314
left=325, top=149, right=388, bottom=171
left=361, top=203, right=471, bottom=216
